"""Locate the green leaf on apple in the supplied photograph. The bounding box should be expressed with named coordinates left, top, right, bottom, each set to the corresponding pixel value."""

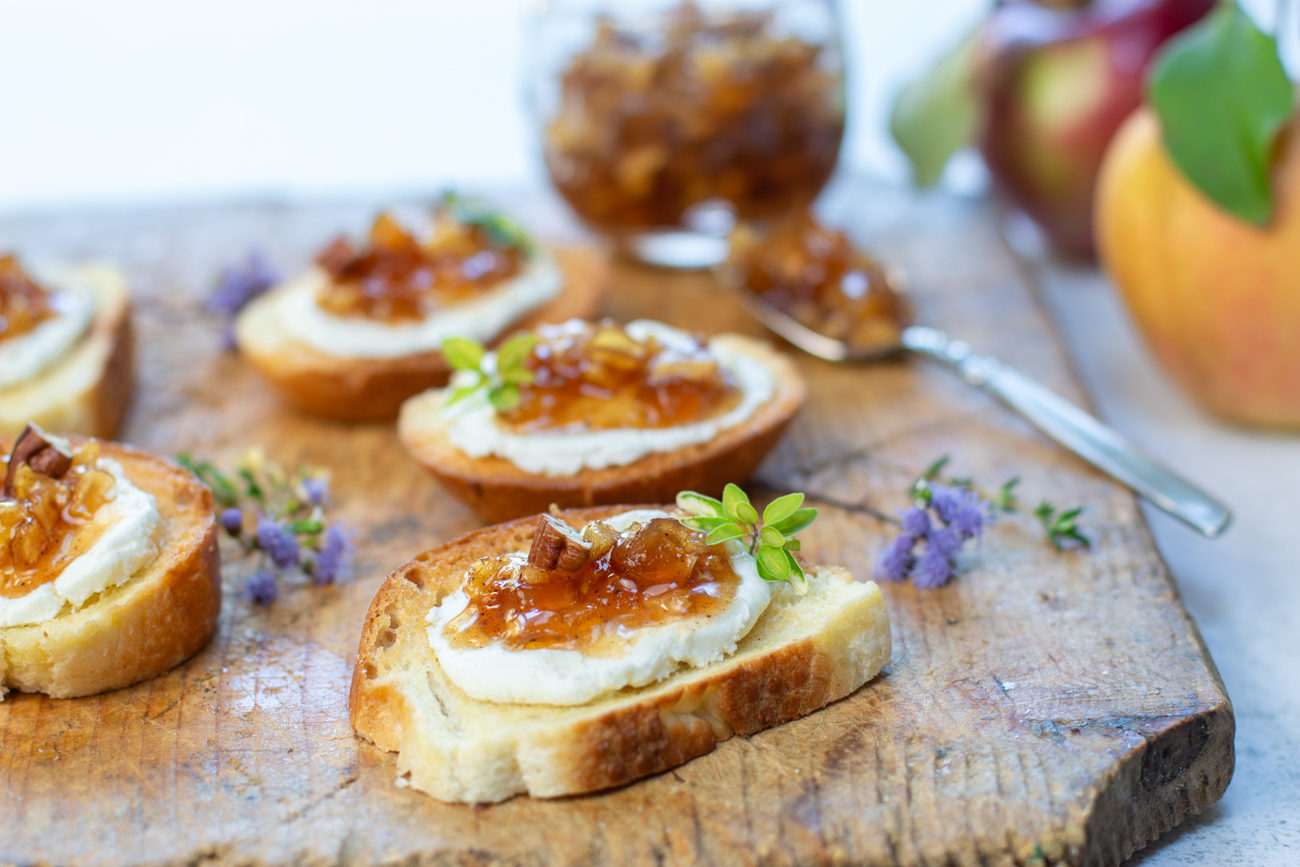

left=1148, top=2, right=1294, bottom=226
left=889, top=30, right=982, bottom=188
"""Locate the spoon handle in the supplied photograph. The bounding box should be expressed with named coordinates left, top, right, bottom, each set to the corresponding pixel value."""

left=901, top=326, right=1231, bottom=538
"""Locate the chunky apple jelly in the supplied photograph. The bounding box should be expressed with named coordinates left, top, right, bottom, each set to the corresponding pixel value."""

left=0, top=255, right=56, bottom=343
left=499, top=322, right=742, bottom=432
left=314, top=209, right=529, bottom=323
left=444, top=516, right=740, bottom=653
left=727, top=212, right=913, bottom=352
left=543, top=3, right=844, bottom=230
left=1, top=441, right=116, bottom=599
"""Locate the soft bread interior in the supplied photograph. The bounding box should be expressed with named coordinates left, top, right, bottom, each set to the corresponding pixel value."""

left=0, top=266, right=132, bottom=437
left=351, top=509, right=890, bottom=804
left=0, top=441, right=220, bottom=699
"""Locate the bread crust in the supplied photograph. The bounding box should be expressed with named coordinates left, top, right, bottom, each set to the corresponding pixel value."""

left=235, top=245, right=609, bottom=422
left=0, top=265, right=134, bottom=439
left=349, top=506, right=891, bottom=803
left=397, top=335, right=806, bottom=522
left=0, top=437, right=221, bottom=699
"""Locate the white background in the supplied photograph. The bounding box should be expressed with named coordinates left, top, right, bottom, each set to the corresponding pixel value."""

left=1, top=0, right=1289, bottom=214
left=0, top=0, right=989, bottom=212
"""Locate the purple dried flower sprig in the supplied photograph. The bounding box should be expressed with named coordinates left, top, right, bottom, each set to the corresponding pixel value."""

left=207, top=249, right=279, bottom=351
left=874, top=483, right=989, bottom=589
left=873, top=455, right=1090, bottom=589
left=179, top=450, right=355, bottom=604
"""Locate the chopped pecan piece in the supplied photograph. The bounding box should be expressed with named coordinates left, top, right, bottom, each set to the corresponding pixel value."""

left=3, top=423, right=74, bottom=497
left=315, top=236, right=357, bottom=276
left=527, top=514, right=592, bottom=573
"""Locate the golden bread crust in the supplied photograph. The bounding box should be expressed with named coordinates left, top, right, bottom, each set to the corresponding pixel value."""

left=0, top=265, right=134, bottom=439
left=235, top=245, right=609, bottom=422
left=396, top=335, right=806, bottom=522
left=349, top=506, right=891, bottom=803
left=0, top=438, right=221, bottom=699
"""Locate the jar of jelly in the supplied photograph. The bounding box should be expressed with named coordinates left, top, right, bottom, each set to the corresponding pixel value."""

left=525, top=0, right=846, bottom=267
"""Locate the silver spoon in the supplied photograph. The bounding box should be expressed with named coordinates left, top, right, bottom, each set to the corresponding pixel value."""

left=725, top=283, right=1231, bottom=538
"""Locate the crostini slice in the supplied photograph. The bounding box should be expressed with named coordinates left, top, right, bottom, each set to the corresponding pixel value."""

left=398, top=325, right=806, bottom=522
left=0, top=427, right=220, bottom=699
left=0, top=264, right=134, bottom=439
left=349, top=505, right=890, bottom=804
left=234, top=206, right=609, bottom=422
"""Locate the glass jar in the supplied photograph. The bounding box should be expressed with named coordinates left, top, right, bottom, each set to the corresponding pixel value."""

left=525, top=0, right=846, bottom=267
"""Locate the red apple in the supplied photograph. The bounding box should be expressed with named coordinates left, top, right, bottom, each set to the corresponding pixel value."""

left=976, top=0, right=1214, bottom=259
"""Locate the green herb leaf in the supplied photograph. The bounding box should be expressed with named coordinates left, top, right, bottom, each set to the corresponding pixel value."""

left=756, top=544, right=791, bottom=582
left=680, top=515, right=736, bottom=532
left=782, top=538, right=801, bottom=552
left=759, top=525, right=785, bottom=548
left=890, top=31, right=982, bottom=187
left=996, top=477, right=1021, bottom=513
left=762, top=492, right=804, bottom=527
left=500, top=366, right=536, bottom=385
left=1149, top=3, right=1295, bottom=226
left=488, top=383, right=522, bottom=411
left=922, top=454, right=951, bottom=481
left=238, top=467, right=264, bottom=501
left=287, top=518, right=324, bottom=535
left=783, top=549, right=808, bottom=595
left=496, top=332, right=539, bottom=374
left=178, top=453, right=240, bottom=506
left=441, top=336, right=485, bottom=371
left=735, top=501, right=759, bottom=526
left=721, top=483, right=748, bottom=521
left=1035, top=501, right=1091, bottom=552
left=677, top=490, right=726, bottom=517
left=769, top=507, right=818, bottom=537
left=706, top=523, right=747, bottom=546
left=444, top=377, right=485, bottom=408
left=443, top=191, right=537, bottom=255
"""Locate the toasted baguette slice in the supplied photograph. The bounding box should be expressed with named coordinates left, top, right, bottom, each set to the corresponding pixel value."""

left=235, top=245, right=608, bottom=422
left=0, top=437, right=221, bottom=699
left=398, top=334, right=806, bottom=523
left=0, top=266, right=134, bottom=439
left=349, top=506, right=891, bottom=804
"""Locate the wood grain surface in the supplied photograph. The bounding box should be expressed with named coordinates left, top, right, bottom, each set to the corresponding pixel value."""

left=0, top=182, right=1232, bottom=867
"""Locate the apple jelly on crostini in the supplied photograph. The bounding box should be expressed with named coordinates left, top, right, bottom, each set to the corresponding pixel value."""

left=499, top=321, right=743, bottom=432
left=444, top=516, right=740, bottom=654
left=1, top=441, right=116, bottom=599
left=314, top=209, right=529, bottom=323
left=0, top=255, right=56, bottom=343
left=727, top=213, right=913, bottom=353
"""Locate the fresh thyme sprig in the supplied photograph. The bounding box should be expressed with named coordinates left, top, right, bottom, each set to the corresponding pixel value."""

left=441, top=192, right=537, bottom=256
left=1034, top=502, right=1090, bottom=551
left=442, top=332, right=538, bottom=411
left=178, top=449, right=355, bottom=604
left=677, top=484, right=818, bottom=594
left=916, top=454, right=1087, bottom=548
left=876, top=455, right=1090, bottom=588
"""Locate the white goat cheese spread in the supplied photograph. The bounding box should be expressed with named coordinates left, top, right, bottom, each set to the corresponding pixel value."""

left=0, top=263, right=97, bottom=390
left=427, top=509, right=773, bottom=705
left=274, top=253, right=562, bottom=360
left=0, top=458, right=162, bottom=628
left=436, top=320, right=776, bottom=476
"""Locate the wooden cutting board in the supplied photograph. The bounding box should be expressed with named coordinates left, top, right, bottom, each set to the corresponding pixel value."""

left=0, top=182, right=1232, bottom=867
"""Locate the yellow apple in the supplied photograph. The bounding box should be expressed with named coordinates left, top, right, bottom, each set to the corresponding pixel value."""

left=1096, top=106, right=1300, bottom=426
